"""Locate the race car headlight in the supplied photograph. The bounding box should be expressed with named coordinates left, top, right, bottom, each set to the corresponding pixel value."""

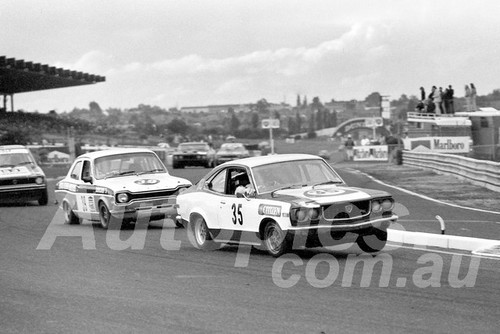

left=290, top=205, right=321, bottom=226
left=35, top=176, right=44, bottom=185
left=116, top=192, right=130, bottom=203
left=371, top=200, right=382, bottom=213
left=381, top=198, right=395, bottom=211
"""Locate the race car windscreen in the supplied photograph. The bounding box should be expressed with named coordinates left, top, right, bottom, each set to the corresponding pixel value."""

left=94, top=152, right=166, bottom=179
left=0, top=152, right=36, bottom=167
left=252, top=159, right=344, bottom=193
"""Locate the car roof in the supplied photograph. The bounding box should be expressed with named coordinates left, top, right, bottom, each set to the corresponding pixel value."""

left=178, top=142, right=208, bottom=145
left=77, top=148, right=157, bottom=160
left=222, top=153, right=322, bottom=168
left=0, top=145, right=28, bottom=150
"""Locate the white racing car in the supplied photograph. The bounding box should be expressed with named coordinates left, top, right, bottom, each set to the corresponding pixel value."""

left=55, top=148, right=191, bottom=229
left=0, top=145, right=48, bottom=205
left=176, top=154, right=398, bottom=256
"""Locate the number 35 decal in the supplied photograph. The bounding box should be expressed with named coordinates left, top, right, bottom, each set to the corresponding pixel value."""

left=231, top=203, right=243, bottom=225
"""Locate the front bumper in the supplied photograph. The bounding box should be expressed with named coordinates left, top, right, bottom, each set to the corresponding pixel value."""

left=0, top=184, right=47, bottom=202
left=288, top=215, right=397, bottom=248
left=109, top=197, right=178, bottom=222
left=288, top=214, right=397, bottom=232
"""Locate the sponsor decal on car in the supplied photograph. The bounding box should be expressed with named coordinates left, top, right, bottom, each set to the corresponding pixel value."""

left=134, top=179, right=160, bottom=185
left=258, top=204, right=282, bottom=217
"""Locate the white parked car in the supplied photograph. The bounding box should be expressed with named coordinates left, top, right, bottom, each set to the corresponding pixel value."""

left=0, top=145, right=48, bottom=205
left=55, top=148, right=191, bottom=229
left=176, top=154, right=398, bottom=256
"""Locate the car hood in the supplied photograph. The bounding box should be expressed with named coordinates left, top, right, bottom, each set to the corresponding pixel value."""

left=0, top=164, right=45, bottom=179
left=269, top=185, right=390, bottom=205
left=94, top=174, right=191, bottom=193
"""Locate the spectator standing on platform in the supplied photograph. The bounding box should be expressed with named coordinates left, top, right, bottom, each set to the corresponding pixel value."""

left=470, top=83, right=477, bottom=111
left=465, top=84, right=471, bottom=111
left=420, top=87, right=426, bottom=101
left=344, top=135, right=355, bottom=161
left=439, top=87, right=445, bottom=113
left=447, top=85, right=455, bottom=114
left=432, top=86, right=442, bottom=114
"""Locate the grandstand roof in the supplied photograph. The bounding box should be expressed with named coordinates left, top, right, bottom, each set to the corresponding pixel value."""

left=0, top=55, right=105, bottom=95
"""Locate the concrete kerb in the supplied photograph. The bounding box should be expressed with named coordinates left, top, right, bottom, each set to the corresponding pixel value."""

left=388, top=229, right=500, bottom=253
left=334, top=162, right=500, bottom=255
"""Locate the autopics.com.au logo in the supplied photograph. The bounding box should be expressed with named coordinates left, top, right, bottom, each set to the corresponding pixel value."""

left=37, top=202, right=482, bottom=289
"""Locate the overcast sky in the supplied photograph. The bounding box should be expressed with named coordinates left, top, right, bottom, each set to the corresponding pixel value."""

left=3, top=0, right=500, bottom=113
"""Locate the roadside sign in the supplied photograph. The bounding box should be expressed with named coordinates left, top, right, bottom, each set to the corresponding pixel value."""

left=262, top=119, right=280, bottom=129
left=365, top=117, right=383, bottom=128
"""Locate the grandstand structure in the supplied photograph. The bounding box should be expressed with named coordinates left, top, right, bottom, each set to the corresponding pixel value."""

left=0, top=55, right=105, bottom=112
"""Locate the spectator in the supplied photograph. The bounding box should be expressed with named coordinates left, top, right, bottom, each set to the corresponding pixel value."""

left=344, top=135, right=355, bottom=161
left=446, top=85, right=455, bottom=114
left=470, top=83, right=477, bottom=111
left=464, top=84, right=471, bottom=111
left=432, top=86, right=442, bottom=114
left=420, top=87, right=426, bottom=101
left=360, top=135, right=370, bottom=146
left=439, top=87, right=445, bottom=114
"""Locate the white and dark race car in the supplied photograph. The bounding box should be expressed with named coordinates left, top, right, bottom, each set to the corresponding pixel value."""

left=0, top=145, right=48, bottom=205
left=176, top=154, right=398, bottom=256
left=55, top=148, right=191, bottom=229
left=172, top=142, right=216, bottom=169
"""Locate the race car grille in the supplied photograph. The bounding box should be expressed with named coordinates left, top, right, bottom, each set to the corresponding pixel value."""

left=127, top=189, right=179, bottom=201
left=322, top=200, right=370, bottom=220
left=0, top=177, right=38, bottom=186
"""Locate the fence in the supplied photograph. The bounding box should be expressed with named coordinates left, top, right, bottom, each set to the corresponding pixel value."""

left=403, top=150, right=500, bottom=192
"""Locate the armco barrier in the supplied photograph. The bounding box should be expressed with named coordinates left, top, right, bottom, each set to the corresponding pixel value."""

left=402, top=151, right=500, bottom=192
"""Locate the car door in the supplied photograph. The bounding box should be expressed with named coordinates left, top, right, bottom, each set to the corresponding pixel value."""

left=216, top=167, right=262, bottom=244
left=72, top=159, right=97, bottom=220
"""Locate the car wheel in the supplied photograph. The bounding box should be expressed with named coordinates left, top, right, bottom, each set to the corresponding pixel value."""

left=38, top=189, right=48, bottom=206
left=63, top=201, right=80, bottom=225
left=356, top=228, right=388, bottom=253
left=263, top=222, right=290, bottom=257
left=98, top=202, right=119, bottom=229
left=188, top=215, right=216, bottom=250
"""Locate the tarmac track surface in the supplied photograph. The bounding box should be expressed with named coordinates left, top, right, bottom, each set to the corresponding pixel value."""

left=0, top=168, right=499, bottom=333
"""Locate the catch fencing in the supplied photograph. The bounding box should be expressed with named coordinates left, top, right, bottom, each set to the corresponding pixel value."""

left=403, top=151, right=500, bottom=192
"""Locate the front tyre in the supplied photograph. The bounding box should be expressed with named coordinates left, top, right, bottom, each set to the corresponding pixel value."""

left=263, top=222, right=291, bottom=257
left=98, top=202, right=120, bottom=229
left=38, top=189, right=48, bottom=206
left=356, top=228, right=388, bottom=253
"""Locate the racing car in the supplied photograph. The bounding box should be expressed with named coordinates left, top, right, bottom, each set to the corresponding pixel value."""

left=0, top=145, right=48, bottom=205
left=176, top=154, right=398, bottom=256
left=55, top=148, right=191, bottom=229
left=172, top=142, right=216, bottom=169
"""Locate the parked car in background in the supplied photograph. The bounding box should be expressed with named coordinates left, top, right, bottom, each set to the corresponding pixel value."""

left=172, top=142, right=216, bottom=169
left=215, top=143, right=250, bottom=165
left=0, top=145, right=48, bottom=205
left=176, top=154, right=398, bottom=256
left=55, top=148, right=191, bottom=229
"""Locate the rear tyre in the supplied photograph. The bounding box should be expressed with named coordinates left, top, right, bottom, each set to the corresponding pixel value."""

left=188, top=215, right=216, bottom=250
left=263, top=222, right=290, bottom=257
left=38, top=189, right=49, bottom=206
left=63, top=201, right=80, bottom=225
left=356, top=228, right=388, bottom=253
